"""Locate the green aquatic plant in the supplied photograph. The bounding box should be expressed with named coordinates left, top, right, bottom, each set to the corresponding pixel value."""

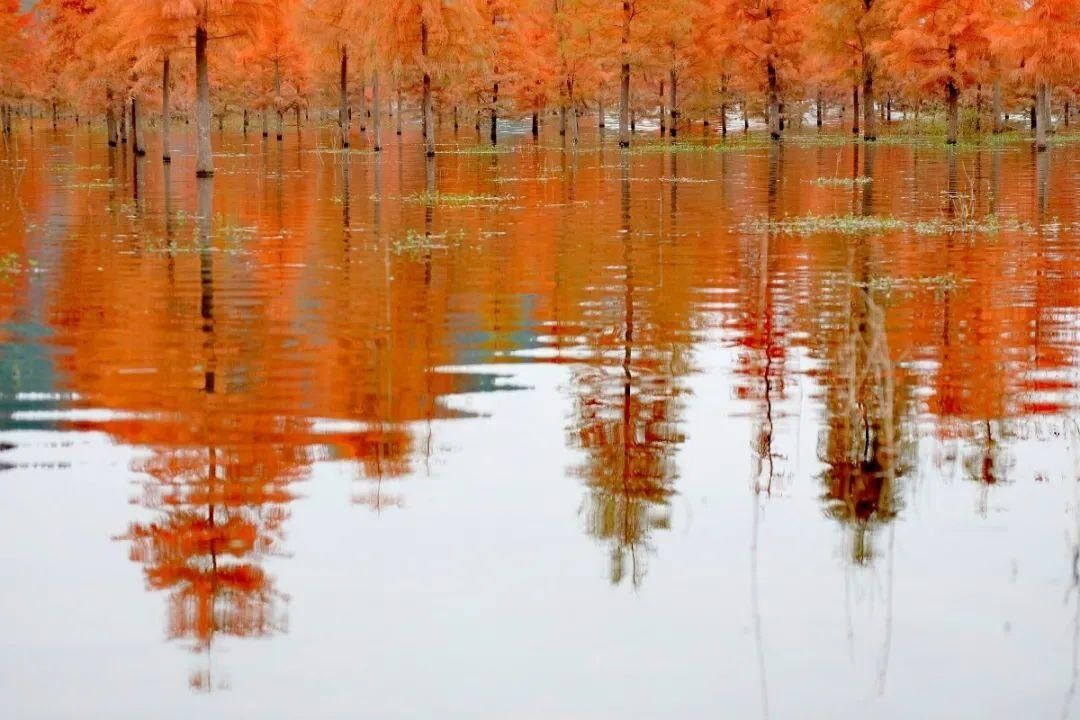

left=405, top=190, right=512, bottom=207
left=392, top=228, right=465, bottom=257
left=744, top=212, right=1027, bottom=237
left=0, top=252, right=35, bottom=282
left=810, top=176, right=873, bottom=187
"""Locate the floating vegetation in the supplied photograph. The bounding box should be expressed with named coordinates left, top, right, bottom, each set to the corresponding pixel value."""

left=392, top=229, right=465, bottom=257
left=405, top=190, right=512, bottom=207
left=67, top=178, right=117, bottom=190
left=441, top=145, right=516, bottom=155
left=810, top=176, right=873, bottom=186
left=742, top=212, right=1028, bottom=236
left=858, top=273, right=969, bottom=294
left=0, top=252, right=35, bottom=283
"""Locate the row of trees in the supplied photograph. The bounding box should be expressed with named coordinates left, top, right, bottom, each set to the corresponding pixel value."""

left=4, top=0, right=1080, bottom=174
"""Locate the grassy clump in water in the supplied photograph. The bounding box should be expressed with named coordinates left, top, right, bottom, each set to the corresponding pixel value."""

left=406, top=190, right=512, bottom=207
left=0, top=252, right=35, bottom=282
left=392, top=229, right=465, bottom=257
left=810, top=176, right=873, bottom=186
left=743, top=214, right=907, bottom=235
left=744, top=212, right=1027, bottom=236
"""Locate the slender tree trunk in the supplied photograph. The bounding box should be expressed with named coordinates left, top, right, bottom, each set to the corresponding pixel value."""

left=852, top=85, right=860, bottom=136
left=864, top=57, right=872, bottom=140
left=106, top=87, right=118, bottom=147
left=532, top=110, right=539, bottom=137
left=669, top=68, right=678, bottom=139
left=490, top=80, right=498, bottom=145
left=1036, top=81, right=1049, bottom=151
left=274, top=59, right=283, bottom=141
left=359, top=78, right=367, bottom=132
left=396, top=84, right=403, bottom=136
left=243, top=108, right=249, bottom=135
left=262, top=108, right=268, bottom=138
left=120, top=104, right=127, bottom=144
left=372, top=72, right=382, bottom=152
left=162, top=56, right=171, bottom=162
left=132, top=96, right=145, bottom=156
left=721, top=102, right=728, bottom=136
left=992, top=81, right=1004, bottom=133
left=946, top=80, right=960, bottom=145
left=51, top=101, right=57, bottom=131
left=422, top=20, right=435, bottom=157
left=816, top=91, right=823, bottom=127
left=339, top=45, right=350, bottom=148
left=598, top=96, right=605, bottom=127
left=767, top=60, right=780, bottom=140
left=618, top=0, right=631, bottom=147
left=195, top=26, right=213, bottom=176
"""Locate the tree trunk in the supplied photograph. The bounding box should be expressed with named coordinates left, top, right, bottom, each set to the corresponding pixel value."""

left=864, top=57, right=872, bottom=140
left=372, top=72, right=382, bottom=152
left=131, top=96, right=145, bottom=156
left=106, top=88, right=118, bottom=147
left=243, top=108, right=249, bottom=135
left=852, top=85, right=860, bottom=136
left=992, top=81, right=1003, bottom=133
left=490, top=81, right=498, bottom=145
left=274, top=59, right=283, bottom=141
left=816, top=91, right=823, bottom=127
left=669, top=68, right=678, bottom=139
left=195, top=26, right=213, bottom=176
left=162, top=56, right=171, bottom=162
left=532, top=111, right=539, bottom=137
left=262, top=108, right=268, bottom=138
left=119, top=104, right=127, bottom=144
left=618, top=0, right=631, bottom=147
left=51, top=101, right=57, bottom=131
left=422, top=20, right=435, bottom=157
left=396, top=85, right=403, bottom=136
left=339, top=45, right=350, bottom=148
left=359, top=78, right=367, bottom=132
left=946, top=80, right=960, bottom=145
left=767, top=60, right=780, bottom=140
left=721, top=102, right=728, bottom=136
left=1036, top=81, right=1049, bottom=151
left=598, top=96, right=605, bottom=127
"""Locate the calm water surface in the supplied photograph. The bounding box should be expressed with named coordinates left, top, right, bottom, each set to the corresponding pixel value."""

left=2, top=124, right=1080, bottom=719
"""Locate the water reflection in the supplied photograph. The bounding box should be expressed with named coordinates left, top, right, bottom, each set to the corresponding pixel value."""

left=3, top=125, right=1080, bottom=710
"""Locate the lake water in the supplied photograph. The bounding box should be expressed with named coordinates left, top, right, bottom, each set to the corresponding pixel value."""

left=2, top=123, right=1080, bottom=719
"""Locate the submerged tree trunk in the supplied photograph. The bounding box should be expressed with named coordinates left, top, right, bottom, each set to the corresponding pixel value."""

left=816, top=91, right=823, bottom=128
left=852, top=85, right=860, bottom=136
left=262, top=108, right=269, bottom=138
left=195, top=26, right=213, bottom=176
left=359, top=78, right=367, bottom=132
left=131, top=96, right=145, bottom=157
left=862, top=58, right=876, bottom=141
left=531, top=111, right=539, bottom=137
left=274, top=59, right=283, bottom=141
left=598, top=96, right=605, bottom=127
left=767, top=60, right=780, bottom=140
left=946, top=80, right=960, bottom=145
left=51, top=100, right=57, bottom=131
left=618, top=0, right=631, bottom=147
left=422, top=20, right=435, bottom=157
left=490, top=80, right=498, bottom=145
left=162, top=55, right=171, bottom=163
left=372, top=72, right=382, bottom=152
left=1036, top=81, right=1049, bottom=151
left=106, top=87, right=118, bottom=147
left=992, top=81, right=1004, bottom=134
left=669, top=68, right=678, bottom=139
left=721, top=102, right=728, bottom=136
left=339, top=45, right=349, bottom=148
left=396, top=84, right=403, bottom=136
